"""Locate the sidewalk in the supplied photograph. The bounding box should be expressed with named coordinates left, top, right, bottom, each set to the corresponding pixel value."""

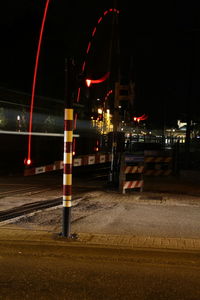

left=1, top=173, right=200, bottom=252
left=1, top=226, right=200, bottom=252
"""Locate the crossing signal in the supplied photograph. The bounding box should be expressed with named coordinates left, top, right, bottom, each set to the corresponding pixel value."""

left=85, top=79, right=92, bottom=87
left=133, top=114, right=148, bottom=123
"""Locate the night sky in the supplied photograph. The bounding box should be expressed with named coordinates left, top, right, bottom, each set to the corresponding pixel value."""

left=1, top=1, right=200, bottom=129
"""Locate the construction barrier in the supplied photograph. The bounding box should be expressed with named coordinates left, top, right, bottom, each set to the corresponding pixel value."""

left=24, top=153, right=111, bottom=176
left=119, top=153, right=144, bottom=194
left=144, top=150, right=173, bottom=176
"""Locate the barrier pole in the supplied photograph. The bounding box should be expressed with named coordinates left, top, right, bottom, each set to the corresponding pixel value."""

left=62, top=58, right=74, bottom=237
left=62, top=108, right=73, bottom=237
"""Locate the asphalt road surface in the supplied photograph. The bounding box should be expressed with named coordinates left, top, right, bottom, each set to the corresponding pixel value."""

left=1, top=171, right=200, bottom=300
left=1, top=239, right=200, bottom=300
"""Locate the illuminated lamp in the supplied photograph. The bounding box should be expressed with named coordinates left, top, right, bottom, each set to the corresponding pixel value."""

left=24, top=158, right=32, bottom=166
left=85, top=72, right=110, bottom=87
left=86, top=79, right=92, bottom=87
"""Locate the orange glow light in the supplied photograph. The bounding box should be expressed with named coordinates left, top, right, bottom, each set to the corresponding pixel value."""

left=86, top=72, right=110, bottom=87
left=24, top=158, right=32, bottom=166
left=86, top=79, right=92, bottom=87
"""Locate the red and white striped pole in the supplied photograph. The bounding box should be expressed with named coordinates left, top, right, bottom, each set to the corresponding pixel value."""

left=62, top=108, right=73, bottom=237
left=62, top=58, right=74, bottom=237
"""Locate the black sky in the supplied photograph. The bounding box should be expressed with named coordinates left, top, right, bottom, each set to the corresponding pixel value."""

left=1, top=1, right=200, bottom=128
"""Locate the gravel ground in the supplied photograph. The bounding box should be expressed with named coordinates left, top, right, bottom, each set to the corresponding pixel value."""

left=4, top=189, right=200, bottom=240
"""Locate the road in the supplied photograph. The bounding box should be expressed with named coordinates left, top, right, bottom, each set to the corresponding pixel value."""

left=1, top=238, right=200, bottom=300
left=0, top=169, right=106, bottom=212
left=1, top=170, right=200, bottom=299
left=1, top=171, right=200, bottom=245
left=0, top=166, right=108, bottom=199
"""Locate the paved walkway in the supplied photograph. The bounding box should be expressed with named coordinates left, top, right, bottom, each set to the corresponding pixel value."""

left=1, top=226, right=200, bottom=251
left=1, top=173, right=200, bottom=251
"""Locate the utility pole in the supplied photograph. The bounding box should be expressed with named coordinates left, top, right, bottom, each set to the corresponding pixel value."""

left=185, top=31, right=195, bottom=169
left=109, top=1, right=121, bottom=184
left=110, top=82, right=133, bottom=184
left=109, top=82, right=120, bottom=184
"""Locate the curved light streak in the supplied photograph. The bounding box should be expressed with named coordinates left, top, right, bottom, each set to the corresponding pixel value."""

left=25, top=5, right=119, bottom=165
left=104, top=89, right=113, bottom=101
left=86, top=71, right=110, bottom=87
left=25, top=0, right=51, bottom=166
left=77, top=8, right=119, bottom=102
left=134, top=114, right=148, bottom=122
left=74, top=8, right=119, bottom=156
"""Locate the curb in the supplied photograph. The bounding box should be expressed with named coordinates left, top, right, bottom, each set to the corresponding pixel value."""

left=77, top=233, right=200, bottom=251
left=1, top=227, right=200, bottom=251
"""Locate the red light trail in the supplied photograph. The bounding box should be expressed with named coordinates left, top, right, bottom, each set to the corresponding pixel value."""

left=74, top=8, right=119, bottom=155
left=85, top=72, right=110, bottom=87
left=77, top=8, right=119, bottom=102
left=25, top=0, right=51, bottom=166
left=104, top=89, right=113, bottom=101
left=25, top=4, right=119, bottom=166
left=133, top=114, right=148, bottom=123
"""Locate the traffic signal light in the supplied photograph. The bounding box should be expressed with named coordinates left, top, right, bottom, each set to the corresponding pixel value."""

left=133, top=114, right=148, bottom=123
left=85, top=79, right=92, bottom=87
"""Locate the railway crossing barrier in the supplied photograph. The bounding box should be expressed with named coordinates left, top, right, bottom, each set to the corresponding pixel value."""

left=24, top=153, right=112, bottom=176
left=24, top=149, right=175, bottom=178
left=119, top=153, right=144, bottom=194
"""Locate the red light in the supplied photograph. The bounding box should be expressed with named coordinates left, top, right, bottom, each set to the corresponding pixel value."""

left=74, top=113, right=77, bottom=130
left=77, top=8, right=119, bottom=102
left=86, top=79, right=92, bottom=87
left=133, top=114, right=148, bottom=122
left=104, top=89, right=113, bottom=101
left=85, top=72, right=110, bottom=87
left=91, top=72, right=110, bottom=84
left=86, top=41, right=91, bottom=54
left=24, top=158, right=32, bottom=166
left=73, top=137, right=76, bottom=156
left=27, top=0, right=50, bottom=164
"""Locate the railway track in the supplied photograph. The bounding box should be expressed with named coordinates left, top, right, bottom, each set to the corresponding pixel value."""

left=0, top=198, right=62, bottom=223
left=0, top=185, right=61, bottom=198
left=0, top=163, right=111, bottom=224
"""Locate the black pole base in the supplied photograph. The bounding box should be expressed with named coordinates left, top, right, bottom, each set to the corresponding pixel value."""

left=62, top=206, right=71, bottom=238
